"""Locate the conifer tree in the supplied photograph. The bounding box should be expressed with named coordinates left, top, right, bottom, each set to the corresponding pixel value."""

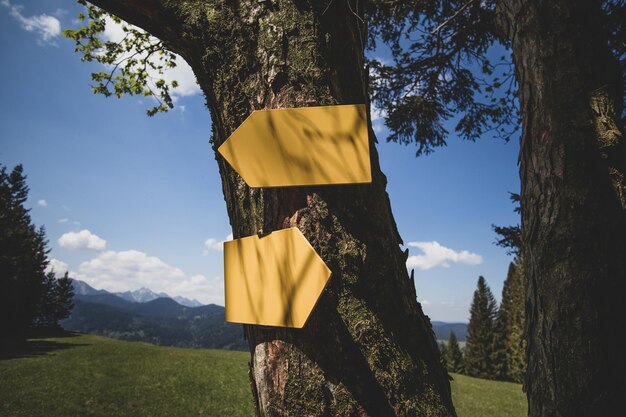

left=503, top=259, right=526, bottom=383
left=492, top=302, right=509, bottom=381
left=447, top=331, right=463, bottom=374
left=36, top=269, right=75, bottom=327
left=53, top=271, right=75, bottom=324
left=37, top=271, right=59, bottom=326
left=0, top=164, right=49, bottom=337
left=463, top=276, right=498, bottom=379
left=439, top=341, right=449, bottom=371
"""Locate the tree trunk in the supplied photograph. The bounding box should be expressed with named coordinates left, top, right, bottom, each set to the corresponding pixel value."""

left=497, top=1, right=626, bottom=415
left=90, top=1, right=456, bottom=415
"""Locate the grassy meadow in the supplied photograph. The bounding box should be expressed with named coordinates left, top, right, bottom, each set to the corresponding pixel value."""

left=1, top=332, right=526, bottom=417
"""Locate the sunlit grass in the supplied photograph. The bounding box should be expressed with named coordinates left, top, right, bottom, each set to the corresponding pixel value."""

left=1, top=333, right=526, bottom=417
left=451, top=372, right=527, bottom=417
left=0, top=333, right=253, bottom=417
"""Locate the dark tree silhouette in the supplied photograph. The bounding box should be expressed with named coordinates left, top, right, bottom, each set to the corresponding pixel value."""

left=0, top=164, right=49, bottom=338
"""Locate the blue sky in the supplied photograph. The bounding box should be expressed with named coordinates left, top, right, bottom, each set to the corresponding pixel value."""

left=0, top=0, right=520, bottom=322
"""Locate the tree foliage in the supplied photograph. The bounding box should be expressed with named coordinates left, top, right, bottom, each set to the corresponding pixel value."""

left=0, top=164, right=75, bottom=339
left=38, top=271, right=75, bottom=326
left=0, top=164, right=49, bottom=336
left=65, top=1, right=623, bottom=146
left=365, top=0, right=625, bottom=155
left=463, top=275, right=498, bottom=379
left=64, top=0, right=178, bottom=116
left=499, top=259, right=526, bottom=383
left=446, top=331, right=463, bottom=373
left=366, top=0, right=519, bottom=156
left=439, top=340, right=449, bottom=371
left=492, top=192, right=521, bottom=255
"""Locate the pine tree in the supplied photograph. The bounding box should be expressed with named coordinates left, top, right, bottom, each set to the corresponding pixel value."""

left=463, top=276, right=498, bottom=379
left=37, top=271, right=59, bottom=326
left=53, top=271, right=75, bottom=324
left=0, top=164, right=49, bottom=337
left=36, top=270, right=75, bottom=327
left=492, top=303, right=509, bottom=381
left=504, top=259, right=526, bottom=384
left=439, top=341, right=449, bottom=371
left=447, top=331, right=463, bottom=374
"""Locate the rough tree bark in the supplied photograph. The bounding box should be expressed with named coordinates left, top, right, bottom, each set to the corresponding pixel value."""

left=88, top=1, right=456, bottom=415
left=497, top=1, right=626, bottom=416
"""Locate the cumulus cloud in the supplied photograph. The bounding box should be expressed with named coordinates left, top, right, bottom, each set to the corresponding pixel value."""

left=406, top=241, right=483, bottom=270
left=101, top=17, right=200, bottom=100
left=77, top=250, right=224, bottom=305
left=58, top=229, right=106, bottom=251
left=2, top=1, right=61, bottom=44
left=45, top=258, right=68, bottom=274
left=203, top=233, right=233, bottom=254
left=37, top=199, right=47, bottom=207
left=168, top=274, right=224, bottom=306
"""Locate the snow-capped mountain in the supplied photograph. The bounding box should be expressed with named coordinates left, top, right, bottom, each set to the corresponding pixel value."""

left=70, top=280, right=204, bottom=307
left=173, top=296, right=203, bottom=307
left=116, top=287, right=169, bottom=303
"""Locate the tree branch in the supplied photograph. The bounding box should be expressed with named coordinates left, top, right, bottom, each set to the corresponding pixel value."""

left=88, top=0, right=191, bottom=58
left=431, top=0, right=477, bottom=35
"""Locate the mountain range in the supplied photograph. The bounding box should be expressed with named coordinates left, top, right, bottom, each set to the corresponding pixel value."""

left=431, top=321, right=468, bottom=341
left=63, top=280, right=246, bottom=350
left=63, top=280, right=467, bottom=351
left=71, top=280, right=203, bottom=307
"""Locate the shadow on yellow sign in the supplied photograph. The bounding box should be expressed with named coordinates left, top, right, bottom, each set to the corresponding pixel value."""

left=218, top=104, right=371, bottom=187
left=224, top=228, right=331, bottom=328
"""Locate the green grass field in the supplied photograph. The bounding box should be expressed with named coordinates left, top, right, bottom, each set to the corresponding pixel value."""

left=0, top=332, right=526, bottom=417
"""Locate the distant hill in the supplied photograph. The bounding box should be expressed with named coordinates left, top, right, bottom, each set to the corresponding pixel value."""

left=431, top=321, right=468, bottom=341
left=66, top=280, right=465, bottom=349
left=63, top=280, right=246, bottom=350
left=72, top=279, right=110, bottom=296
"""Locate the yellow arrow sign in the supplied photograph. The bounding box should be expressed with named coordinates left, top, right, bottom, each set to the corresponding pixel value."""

left=218, top=104, right=371, bottom=187
left=224, top=228, right=331, bottom=328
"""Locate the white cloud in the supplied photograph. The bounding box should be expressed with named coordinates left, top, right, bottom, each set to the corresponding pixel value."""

left=58, top=229, right=106, bottom=251
left=2, top=1, right=61, bottom=44
left=203, top=233, right=233, bottom=254
left=371, top=105, right=387, bottom=122
left=58, top=218, right=69, bottom=223
left=101, top=17, right=200, bottom=100
left=37, top=199, right=47, bottom=207
left=169, top=274, right=224, bottom=306
left=45, top=258, right=68, bottom=275
left=406, top=241, right=483, bottom=270
left=371, top=105, right=387, bottom=134
left=77, top=250, right=224, bottom=305
left=420, top=299, right=433, bottom=307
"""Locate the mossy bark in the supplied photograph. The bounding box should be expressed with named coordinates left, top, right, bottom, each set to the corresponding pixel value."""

left=90, top=1, right=456, bottom=415
left=497, top=1, right=626, bottom=415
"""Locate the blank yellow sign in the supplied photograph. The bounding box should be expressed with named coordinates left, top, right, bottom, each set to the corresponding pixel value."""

left=218, top=104, right=371, bottom=187
left=224, top=228, right=331, bottom=328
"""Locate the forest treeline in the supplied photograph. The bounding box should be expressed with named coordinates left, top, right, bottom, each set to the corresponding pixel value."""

left=0, top=164, right=74, bottom=345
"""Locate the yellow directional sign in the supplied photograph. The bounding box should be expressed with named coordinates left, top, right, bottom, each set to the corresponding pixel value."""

left=218, top=104, right=371, bottom=187
left=224, top=228, right=331, bottom=328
